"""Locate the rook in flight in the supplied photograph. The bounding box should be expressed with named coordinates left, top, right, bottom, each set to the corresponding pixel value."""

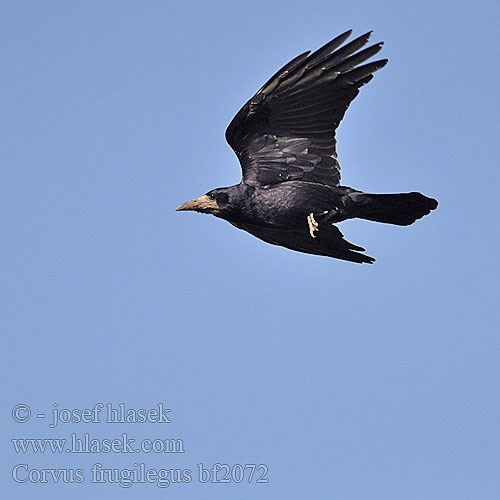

left=176, top=30, right=438, bottom=263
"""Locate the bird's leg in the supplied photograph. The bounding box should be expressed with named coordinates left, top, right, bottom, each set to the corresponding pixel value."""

left=307, top=213, right=319, bottom=238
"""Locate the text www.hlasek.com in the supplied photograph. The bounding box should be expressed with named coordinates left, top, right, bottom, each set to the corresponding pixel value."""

left=12, top=433, right=184, bottom=454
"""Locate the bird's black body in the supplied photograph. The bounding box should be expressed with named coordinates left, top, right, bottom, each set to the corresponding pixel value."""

left=177, top=31, right=438, bottom=263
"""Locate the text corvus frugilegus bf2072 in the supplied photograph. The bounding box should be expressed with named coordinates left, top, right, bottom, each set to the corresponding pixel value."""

left=176, top=31, right=438, bottom=263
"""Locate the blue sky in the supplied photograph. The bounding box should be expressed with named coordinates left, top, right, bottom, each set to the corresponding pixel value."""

left=2, top=1, right=499, bottom=499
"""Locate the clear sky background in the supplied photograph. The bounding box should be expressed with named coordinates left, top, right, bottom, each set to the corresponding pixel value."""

left=2, top=1, right=499, bottom=499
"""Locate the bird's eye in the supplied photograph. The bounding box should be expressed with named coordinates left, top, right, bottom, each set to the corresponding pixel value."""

left=209, top=192, right=216, bottom=199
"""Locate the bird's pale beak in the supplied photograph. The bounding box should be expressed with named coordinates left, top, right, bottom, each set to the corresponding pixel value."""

left=176, top=195, right=219, bottom=213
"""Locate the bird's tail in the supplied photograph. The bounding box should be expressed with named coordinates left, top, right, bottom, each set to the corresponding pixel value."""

left=352, top=192, right=438, bottom=226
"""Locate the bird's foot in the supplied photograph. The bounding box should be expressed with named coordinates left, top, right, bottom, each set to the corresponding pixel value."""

left=307, top=213, right=319, bottom=238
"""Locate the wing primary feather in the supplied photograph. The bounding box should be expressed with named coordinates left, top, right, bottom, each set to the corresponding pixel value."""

left=327, top=43, right=383, bottom=73
left=339, top=59, right=388, bottom=84
left=271, top=31, right=354, bottom=90
left=304, top=30, right=353, bottom=68
left=316, top=31, right=373, bottom=70
left=257, top=51, right=311, bottom=95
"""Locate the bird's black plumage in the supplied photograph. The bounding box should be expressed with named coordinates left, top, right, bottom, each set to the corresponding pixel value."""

left=176, top=31, right=438, bottom=263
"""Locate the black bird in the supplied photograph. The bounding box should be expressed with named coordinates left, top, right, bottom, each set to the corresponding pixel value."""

left=176, top=30, right=438, bottom=263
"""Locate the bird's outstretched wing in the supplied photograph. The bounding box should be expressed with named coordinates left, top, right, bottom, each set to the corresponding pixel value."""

left=225, top=30, right=387, bottom=188
left=231, top=221, right=375, bottom=264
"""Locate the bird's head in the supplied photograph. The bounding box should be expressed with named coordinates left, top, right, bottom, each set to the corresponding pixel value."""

left=176, top=187, right=232, bottom=217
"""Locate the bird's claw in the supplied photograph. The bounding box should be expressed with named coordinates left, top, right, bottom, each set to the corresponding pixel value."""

left=307, top=213, right=319, bottom=238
